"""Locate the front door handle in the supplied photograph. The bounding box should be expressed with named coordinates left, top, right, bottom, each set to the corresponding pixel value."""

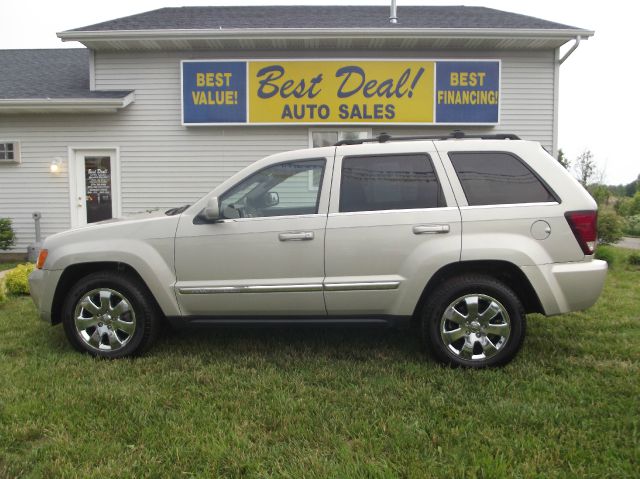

left=413, top=224, right=450, bottom=235
left=279, top=231, right=314, bottom=241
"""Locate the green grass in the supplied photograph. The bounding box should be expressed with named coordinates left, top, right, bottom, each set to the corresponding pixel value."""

left=1, top=249, right=639, bottom=478
left=0, top=262, right=20, bottom=272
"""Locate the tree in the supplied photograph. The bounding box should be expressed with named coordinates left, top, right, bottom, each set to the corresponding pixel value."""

left=0, top=218, right=16, bottom=251
left=625, top=174, right=639, bottom=197
left=588, top=184, right=610, bottom=206
left=574, top=150, right=597, bottom=186
left=557, top=148, right=570, bottom=169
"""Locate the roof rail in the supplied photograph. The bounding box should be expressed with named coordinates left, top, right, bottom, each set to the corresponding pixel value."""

left=334, top=130, right=521, bottom=146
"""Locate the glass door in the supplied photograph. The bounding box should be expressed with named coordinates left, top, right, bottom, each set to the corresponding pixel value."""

left=72, top=149, right=119, bottom=227
left=84, top=156, right=113, bottom=223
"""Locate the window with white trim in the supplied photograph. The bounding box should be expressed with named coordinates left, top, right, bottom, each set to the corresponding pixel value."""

left=308, top=129, right=371, bottom=190
left=0, top=142, right=19, bottom=163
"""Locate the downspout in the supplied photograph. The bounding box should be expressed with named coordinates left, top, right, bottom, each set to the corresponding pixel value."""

left=559, top=36, right=581, bottom=64
left=389, top=0, right=398, bottom=24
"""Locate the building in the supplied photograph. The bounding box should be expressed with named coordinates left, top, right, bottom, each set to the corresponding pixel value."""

left=0, top=5, right=593, bottom=254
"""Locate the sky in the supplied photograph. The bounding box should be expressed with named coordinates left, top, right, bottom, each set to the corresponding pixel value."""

left=2, top=0, right=637, bottom=185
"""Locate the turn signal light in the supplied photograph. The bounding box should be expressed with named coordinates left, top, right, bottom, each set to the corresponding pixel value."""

left=36, top=249, right=48, bottom=269
left=565, top=211, right=597, bottom=255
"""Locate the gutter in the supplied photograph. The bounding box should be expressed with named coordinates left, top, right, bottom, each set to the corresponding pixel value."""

left=0, top=92, right=135, bottom=113
left=57, top=27, right=595, bottom=43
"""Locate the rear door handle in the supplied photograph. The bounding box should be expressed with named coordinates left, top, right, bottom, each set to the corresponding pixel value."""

left=413, top=224, right=450, bottom=235
left=279, top=231, right=314, bottom=241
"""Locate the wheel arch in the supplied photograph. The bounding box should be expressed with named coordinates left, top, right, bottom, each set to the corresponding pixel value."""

left=50, top=262, right=165, bottom=325
left=412, top=260, right=545, bottom=321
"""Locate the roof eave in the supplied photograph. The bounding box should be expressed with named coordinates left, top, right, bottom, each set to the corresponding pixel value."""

left=0, top=92, right=135, bottom=113
left=57, top=27, right=595, bottom=43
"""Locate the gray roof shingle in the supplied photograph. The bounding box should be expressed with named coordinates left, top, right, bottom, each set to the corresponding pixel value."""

left=0, top=49, right=131, bottom=100
left=67, top=6, right=580, bottom=32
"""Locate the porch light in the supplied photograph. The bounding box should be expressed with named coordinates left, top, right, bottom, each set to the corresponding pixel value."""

left=50, top=158, right=62, bottom=173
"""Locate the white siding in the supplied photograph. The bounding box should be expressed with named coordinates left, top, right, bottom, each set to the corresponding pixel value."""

left=0, top=48, right=555, bottom=251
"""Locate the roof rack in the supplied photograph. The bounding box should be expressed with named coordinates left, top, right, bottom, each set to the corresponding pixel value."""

left=334, top=130, right=521, bottom=146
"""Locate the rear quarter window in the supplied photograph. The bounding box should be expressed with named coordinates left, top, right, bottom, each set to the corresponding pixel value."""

left=448, top=151, right=557, bottom=206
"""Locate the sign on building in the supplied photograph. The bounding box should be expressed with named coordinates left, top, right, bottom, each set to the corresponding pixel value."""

left=182, top=59, right=500, bottom=125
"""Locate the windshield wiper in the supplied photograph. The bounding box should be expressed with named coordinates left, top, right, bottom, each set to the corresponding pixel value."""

left=165, top=204, right=190, bottom=216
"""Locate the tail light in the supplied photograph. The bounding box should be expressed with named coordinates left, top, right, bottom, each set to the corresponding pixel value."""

left=565, top=211, right=597, bottom=255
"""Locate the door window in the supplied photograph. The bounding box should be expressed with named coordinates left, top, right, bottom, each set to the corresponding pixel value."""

left=220, top=159, right=325, bottom=218
left=340, top=154, right=444, bottom=212
left=84, top=156, right=113, bottom=223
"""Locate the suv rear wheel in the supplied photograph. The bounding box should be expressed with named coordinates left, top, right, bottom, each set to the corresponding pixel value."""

left=422, top=275, right=526, bottom=368
left=62, top=271, right=160, bottom=358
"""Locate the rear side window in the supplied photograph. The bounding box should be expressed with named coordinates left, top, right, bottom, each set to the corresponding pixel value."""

left=340, top=154, right=444, bottom=212
left=449, top=152, right=557, bottom=206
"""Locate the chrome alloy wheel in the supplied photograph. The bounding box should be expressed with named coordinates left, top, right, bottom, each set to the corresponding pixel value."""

left=74, top=288, right=136, bottom=352
left=440, top=294, right=511, bottom=361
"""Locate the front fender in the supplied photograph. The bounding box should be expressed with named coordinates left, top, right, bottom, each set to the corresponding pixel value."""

left=45, top=237, right=181, bottom=317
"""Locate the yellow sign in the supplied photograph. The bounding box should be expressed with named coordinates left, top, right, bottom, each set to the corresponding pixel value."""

left=248, top=61, right=435, bottom=123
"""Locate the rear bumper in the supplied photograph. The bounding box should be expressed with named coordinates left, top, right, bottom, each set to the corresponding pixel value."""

left=522, top=259, right=607, bottom=316
left=28, top=268, right=63, bottom=323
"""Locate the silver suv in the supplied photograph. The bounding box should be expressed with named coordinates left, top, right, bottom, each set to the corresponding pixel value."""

left=29, top=133, right=607, bottom=367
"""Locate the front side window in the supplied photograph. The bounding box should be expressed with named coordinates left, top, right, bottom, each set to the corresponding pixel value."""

left=220, top=159, right=325, bottom=219
left=340, top=154, right=444, bottom=213
left=449, top=152, right=557, bottom=206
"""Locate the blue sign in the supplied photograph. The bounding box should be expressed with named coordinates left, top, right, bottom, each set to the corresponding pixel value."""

left=182, top=61, right=247, bottom=124
left=435, top=61, right=499, bottom=123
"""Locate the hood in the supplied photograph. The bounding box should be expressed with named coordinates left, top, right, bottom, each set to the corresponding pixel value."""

left=42, top=209, right=181, bottom=253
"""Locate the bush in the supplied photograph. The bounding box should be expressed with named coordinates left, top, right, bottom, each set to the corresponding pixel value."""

left=3, top=263, right=35, bottom=296
left=624, top=215, right=640, bottom=237
left=628, top=252, right=640, bottom=266
left=595, top=245, right=616, bottom=266
left=597, top=211, right=623, bottom=245
left=0, top=280, right=6, bottom=305
left=0, top=218, right=16, bottom=251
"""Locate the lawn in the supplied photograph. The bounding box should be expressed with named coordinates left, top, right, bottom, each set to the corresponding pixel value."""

left=0, top=262, right=21, bottom=272
left=1, top=249, right=638, bottom=478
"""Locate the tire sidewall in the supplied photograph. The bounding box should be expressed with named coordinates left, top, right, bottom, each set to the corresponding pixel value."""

left=62, top=272, right=151, bottom=358
left=424, top=276, right=526, bottom=368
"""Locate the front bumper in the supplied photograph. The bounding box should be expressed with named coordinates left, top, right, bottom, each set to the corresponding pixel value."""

left=522, top=259, right=608, bottom=316
left=28, top=268, right=63, bottom=323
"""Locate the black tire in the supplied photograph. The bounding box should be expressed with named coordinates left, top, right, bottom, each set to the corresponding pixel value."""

left=62, top=271, right=161, bottom=358
left=422, top=275, right=526, bottom=368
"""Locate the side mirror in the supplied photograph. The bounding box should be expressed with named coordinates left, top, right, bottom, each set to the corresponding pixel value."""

left=202, top=197, right=220, bottom=221
left=265, top=191, right=279, bottom=207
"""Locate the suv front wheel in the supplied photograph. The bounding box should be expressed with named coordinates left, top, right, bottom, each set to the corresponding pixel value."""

left=422, top=275, right=526, bottom=368
left=62, top=271, right=160, bottom=358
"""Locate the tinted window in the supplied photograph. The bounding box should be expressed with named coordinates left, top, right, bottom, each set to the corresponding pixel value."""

left=340, top=154, right=444, bottom=212
left=449, top=152, right=556, bottom=206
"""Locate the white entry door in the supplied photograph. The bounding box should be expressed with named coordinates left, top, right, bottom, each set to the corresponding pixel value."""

left=71, top=149, right=120, bottom=227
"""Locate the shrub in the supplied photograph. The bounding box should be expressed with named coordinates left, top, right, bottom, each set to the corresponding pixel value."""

left=0, top=280, right=6, bottom=304
left=0, top=218, right=16, bottom=251
left=3, top=263, right=35, bottom=296
left=595, top=245, right=616, bottom=266
left=597, top=211, right=623, bottom=245
left=624, top=215, right=640, bottom=237
left=628, top=252, right=640, bottom=266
